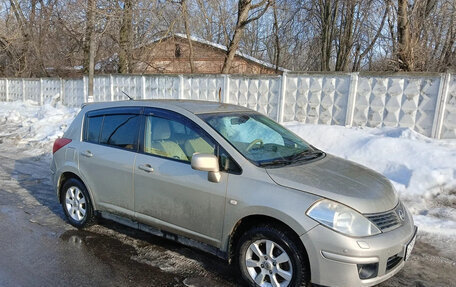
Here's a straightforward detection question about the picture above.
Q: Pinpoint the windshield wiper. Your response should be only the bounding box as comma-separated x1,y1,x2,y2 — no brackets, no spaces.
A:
288,150,325,163
258,151,325,167
258,158,292,167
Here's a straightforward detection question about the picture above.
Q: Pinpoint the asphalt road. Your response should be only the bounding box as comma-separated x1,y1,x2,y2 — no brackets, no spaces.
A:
0,144,454,287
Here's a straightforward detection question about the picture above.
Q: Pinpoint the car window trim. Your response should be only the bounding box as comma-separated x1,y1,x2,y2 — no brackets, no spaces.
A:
82,107,143,153
86,107,142,117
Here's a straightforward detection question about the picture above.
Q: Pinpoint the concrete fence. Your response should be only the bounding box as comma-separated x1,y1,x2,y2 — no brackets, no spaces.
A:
0,73,455,139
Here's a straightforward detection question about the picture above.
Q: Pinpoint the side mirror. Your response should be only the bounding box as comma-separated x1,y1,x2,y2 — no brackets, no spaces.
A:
191,153,221,183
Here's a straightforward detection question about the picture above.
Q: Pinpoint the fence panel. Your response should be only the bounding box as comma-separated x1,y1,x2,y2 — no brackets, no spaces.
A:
23,79,41,103
229,76,281,119
0,79,6,101
353,75,440,137
143,76,179,99
7,79,22,101
63,79,85,107
93,76,111,102
441,75,456,139
41,78,62,104
283,74,350,125
182,76,224,101
111,75,143,100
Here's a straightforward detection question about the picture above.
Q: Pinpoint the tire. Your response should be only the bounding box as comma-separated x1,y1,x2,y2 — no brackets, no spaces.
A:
60,178,95,228
236,225,310,287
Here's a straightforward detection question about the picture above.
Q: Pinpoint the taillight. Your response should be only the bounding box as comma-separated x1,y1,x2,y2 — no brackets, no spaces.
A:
53,138,72,154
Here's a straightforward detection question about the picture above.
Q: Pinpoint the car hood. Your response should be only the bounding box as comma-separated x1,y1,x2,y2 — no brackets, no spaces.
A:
265,154,398,214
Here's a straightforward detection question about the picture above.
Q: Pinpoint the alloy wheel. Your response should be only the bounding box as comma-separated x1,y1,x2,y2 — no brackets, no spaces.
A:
65,186,87,222
245,239,293,287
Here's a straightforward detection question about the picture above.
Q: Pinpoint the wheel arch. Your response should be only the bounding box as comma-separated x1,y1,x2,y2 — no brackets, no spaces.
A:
227,214,311,280
57,171,97,210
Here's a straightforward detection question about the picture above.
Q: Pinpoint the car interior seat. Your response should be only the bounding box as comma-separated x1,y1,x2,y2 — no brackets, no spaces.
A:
145,117,188,161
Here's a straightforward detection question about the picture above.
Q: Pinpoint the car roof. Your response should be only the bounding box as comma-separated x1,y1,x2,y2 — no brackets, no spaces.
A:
83,99,252,115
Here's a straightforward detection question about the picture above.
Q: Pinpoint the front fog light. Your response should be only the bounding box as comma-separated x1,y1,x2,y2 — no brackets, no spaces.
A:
357,263,378,279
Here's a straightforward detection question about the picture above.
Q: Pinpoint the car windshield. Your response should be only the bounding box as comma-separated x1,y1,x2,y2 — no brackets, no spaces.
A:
200,112,324,167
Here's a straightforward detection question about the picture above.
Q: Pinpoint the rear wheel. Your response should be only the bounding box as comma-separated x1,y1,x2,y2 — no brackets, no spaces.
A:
60,178,95,228
236,225,309,287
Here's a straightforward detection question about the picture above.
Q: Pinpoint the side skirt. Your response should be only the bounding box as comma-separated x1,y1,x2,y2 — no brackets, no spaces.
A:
98,211,228,260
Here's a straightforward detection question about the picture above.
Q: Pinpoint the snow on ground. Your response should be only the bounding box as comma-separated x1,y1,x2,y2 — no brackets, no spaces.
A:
0,101,79,156
0,101,455,239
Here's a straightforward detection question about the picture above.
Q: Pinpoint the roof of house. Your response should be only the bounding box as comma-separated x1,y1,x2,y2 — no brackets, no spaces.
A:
147,33,288,72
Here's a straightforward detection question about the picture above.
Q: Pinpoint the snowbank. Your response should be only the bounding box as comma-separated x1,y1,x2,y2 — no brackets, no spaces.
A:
0,101,454,237
0,101,79,154
285,123,456,237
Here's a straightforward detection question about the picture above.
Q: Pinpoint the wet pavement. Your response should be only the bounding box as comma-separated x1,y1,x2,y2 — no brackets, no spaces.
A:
0,144,454,287
0,146,235,287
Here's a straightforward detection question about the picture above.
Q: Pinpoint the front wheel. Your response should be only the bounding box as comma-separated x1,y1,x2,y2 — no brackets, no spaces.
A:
236,225,309,287
60,178,95,228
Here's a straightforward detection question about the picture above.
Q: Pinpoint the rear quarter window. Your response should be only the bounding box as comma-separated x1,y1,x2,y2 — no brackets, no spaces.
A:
99,114,140,150
84,116,103,143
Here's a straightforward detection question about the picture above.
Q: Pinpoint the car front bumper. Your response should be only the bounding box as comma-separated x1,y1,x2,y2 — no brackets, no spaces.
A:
300,213,416,287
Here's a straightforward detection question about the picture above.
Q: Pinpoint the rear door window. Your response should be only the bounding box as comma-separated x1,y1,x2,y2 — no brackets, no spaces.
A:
85,116,103,143
100,114,140,150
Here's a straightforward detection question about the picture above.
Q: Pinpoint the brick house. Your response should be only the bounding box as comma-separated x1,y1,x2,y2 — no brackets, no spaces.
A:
132,34,284,75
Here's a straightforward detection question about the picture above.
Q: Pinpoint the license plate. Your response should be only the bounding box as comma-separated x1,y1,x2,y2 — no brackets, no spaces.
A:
404,227,417,261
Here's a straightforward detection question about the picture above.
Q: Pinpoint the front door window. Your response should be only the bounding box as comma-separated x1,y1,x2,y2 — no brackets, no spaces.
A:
144,115,215,162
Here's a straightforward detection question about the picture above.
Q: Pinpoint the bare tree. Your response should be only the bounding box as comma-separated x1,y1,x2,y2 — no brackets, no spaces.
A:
352,2,388,71
8,0,49,76
221,0,270,73
334,0,355,71
317,0,339,71
397,0,412,70
181,0,195,73
439,3,455,70
119,0,134,73
84,0,97,97
272,0,280,73
0,0,454,76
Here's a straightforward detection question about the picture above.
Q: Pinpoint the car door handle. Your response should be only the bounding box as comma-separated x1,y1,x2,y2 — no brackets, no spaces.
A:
80,150,93,158
138,164,154,173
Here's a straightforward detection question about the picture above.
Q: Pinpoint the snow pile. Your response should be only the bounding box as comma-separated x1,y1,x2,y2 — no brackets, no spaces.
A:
0,101,79,153
285,123,456,236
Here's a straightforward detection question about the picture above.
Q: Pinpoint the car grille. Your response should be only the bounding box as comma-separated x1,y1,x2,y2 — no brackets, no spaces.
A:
365,204,403,232
386,254,403,272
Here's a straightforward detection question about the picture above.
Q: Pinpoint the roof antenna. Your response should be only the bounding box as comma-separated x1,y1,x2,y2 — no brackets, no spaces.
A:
121,91,134,100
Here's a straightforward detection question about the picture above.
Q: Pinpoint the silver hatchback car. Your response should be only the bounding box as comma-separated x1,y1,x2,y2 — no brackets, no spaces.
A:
51,100,417,287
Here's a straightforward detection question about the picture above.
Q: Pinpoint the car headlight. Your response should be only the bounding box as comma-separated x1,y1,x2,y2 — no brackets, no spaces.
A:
306,199,381,237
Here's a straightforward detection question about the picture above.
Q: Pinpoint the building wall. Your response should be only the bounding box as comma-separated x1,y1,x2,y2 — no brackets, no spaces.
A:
132,37,277,75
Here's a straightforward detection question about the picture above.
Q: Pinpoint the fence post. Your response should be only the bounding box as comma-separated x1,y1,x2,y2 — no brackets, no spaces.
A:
60,78,64,104
5,78,9,102
22,79,26,102
223,74,230,103
83,76,88,103
345,72,359,126
141,75,146,99
110,74,115,101
39,78,43,105
178,75,184,99
277,72,287,123
432,73,451,139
